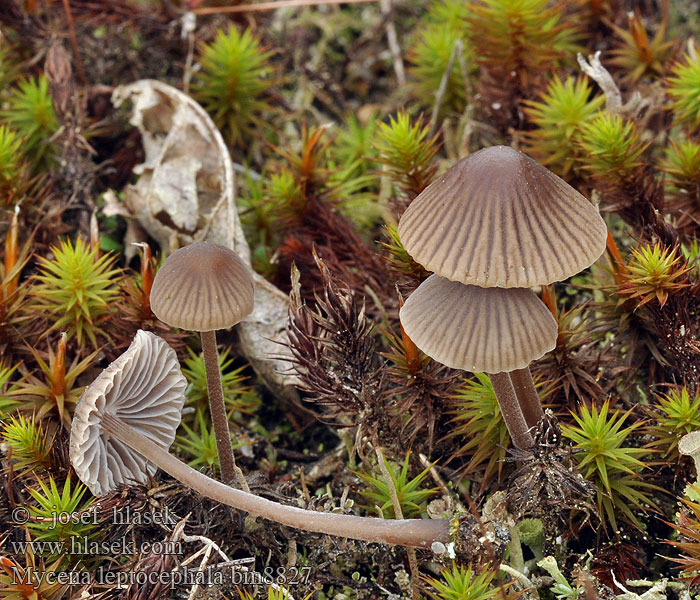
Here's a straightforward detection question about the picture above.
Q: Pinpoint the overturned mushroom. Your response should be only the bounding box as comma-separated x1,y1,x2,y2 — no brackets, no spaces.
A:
150,241,254,487
70,330,450,549
70,330,187,496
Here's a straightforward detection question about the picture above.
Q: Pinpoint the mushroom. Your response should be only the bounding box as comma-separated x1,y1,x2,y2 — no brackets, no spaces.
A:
397,146,607,441
70,330,450,549
150,241,254,487
397,145,607,289
399,275,557,449
70,329,187,496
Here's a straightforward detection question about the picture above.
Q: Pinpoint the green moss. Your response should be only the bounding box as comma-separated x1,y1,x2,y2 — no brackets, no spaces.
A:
195,27,274,147
1,75,58,168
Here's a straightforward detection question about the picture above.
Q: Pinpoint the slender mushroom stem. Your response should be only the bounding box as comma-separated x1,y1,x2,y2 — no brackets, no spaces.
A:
509,367,543,430
488,373,534,450
100,413,450,549
200,330,246,489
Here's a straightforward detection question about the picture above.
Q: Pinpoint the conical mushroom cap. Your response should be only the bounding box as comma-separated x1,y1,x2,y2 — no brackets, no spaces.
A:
70,330,186,496
150,242,255,331
397,145,607,288
399,275,557,373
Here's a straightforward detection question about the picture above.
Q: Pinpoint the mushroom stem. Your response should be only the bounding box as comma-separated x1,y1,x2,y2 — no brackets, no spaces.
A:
100,413,450,549
488,373,534,450
509,368,543,430
200,330,244,488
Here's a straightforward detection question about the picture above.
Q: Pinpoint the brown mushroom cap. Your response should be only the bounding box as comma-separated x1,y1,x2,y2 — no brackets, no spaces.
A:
150,242,254,331
399,274,557,373
397,145,607,288
70,330,186,496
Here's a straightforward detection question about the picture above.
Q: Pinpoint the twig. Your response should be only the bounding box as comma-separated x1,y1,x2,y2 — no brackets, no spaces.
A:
287,539,297,569
499,564,537,597
61,0,86,86
233,163,262,181
577,51,622,113
379,0,405,85
181,12,197,94
577,50,649,120
194,0,377,14
180,534,230,565
374,441,420,600
612,574,670,600
363,284,389,331
180,532,231,600
457,37,471,100
429,39,461,135
417,453,446,489
456,104,474,158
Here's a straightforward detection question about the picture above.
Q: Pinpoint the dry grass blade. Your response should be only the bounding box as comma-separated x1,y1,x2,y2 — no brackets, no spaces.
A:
194,0,378,14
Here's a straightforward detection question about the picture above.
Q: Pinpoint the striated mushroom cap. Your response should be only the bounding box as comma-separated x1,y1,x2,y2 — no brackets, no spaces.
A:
150,242,255,332
397,145,607,288
70,330,186,496
399,275,557,373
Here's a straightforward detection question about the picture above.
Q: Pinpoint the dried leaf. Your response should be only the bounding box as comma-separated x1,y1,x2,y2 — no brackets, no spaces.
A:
111,79,298,396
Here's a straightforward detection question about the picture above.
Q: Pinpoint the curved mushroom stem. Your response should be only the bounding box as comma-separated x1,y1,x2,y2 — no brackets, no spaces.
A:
509,367,543,430
100,413,450,549
488,373,534,450
200,330,247,490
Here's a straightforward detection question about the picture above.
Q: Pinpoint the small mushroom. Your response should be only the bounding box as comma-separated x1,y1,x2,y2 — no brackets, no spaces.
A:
70,330,187,496
398,146,608,441
150,241,254,487
397,145,607,289
70,330,450,549
399,275,557,449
